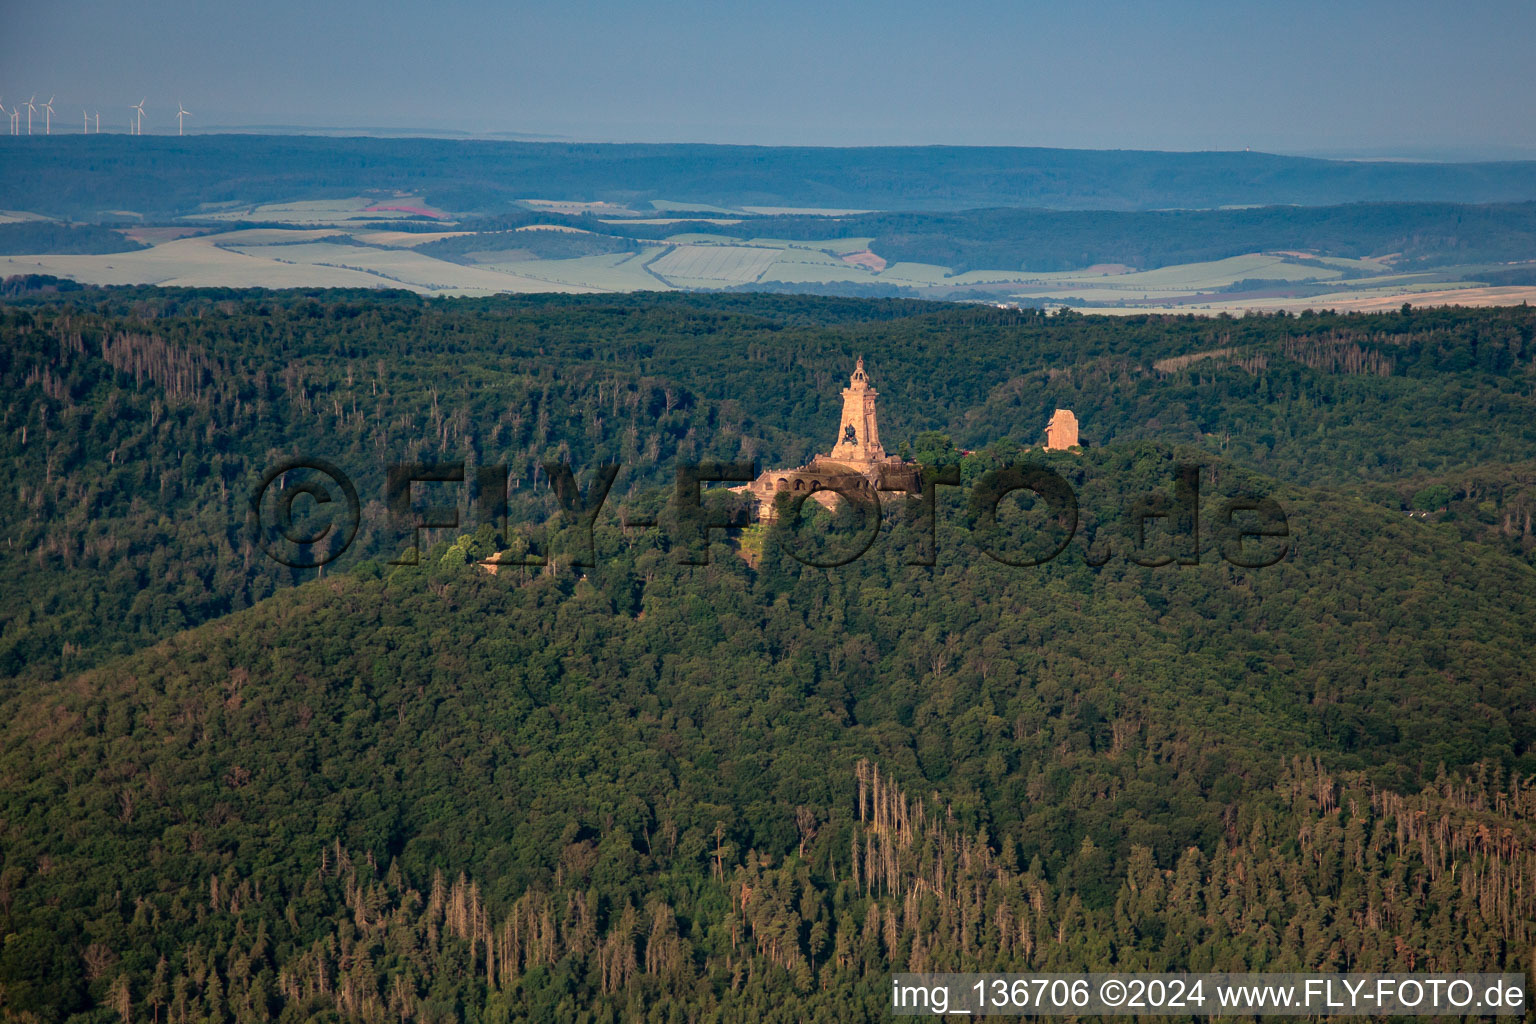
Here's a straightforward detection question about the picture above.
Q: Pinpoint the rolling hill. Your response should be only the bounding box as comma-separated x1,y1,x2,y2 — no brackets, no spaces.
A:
1,290,1534,1021
5,136,1536,220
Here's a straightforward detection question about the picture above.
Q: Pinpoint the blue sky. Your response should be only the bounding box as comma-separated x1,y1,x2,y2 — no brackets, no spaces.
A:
4,0,1534,157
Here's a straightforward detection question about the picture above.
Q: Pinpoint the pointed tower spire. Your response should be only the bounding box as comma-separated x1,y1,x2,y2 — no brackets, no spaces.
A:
830,357,884,464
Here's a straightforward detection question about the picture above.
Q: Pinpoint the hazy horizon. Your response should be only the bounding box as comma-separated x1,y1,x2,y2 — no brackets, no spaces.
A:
3,0,1534,161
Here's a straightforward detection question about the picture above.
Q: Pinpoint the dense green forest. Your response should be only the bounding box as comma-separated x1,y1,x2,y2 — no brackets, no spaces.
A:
6,136,1536,220
0,224,144,258
1,290,1534,1022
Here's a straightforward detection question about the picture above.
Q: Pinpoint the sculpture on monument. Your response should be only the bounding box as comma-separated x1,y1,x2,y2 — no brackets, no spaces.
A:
740,359,1081,522
743,357,918,520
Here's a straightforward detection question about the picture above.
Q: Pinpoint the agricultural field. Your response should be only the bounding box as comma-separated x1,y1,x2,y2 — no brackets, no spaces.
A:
351,229,477,246
1050,253,1342,289
1097,282,1536,315
740,205,874,215
217,241,596,294
599,217,745,226
0,235,399,289
197,194,449,225
6,201,1536,309
478,248,676,291
519,198,639,217
748,236,876,254
646,243,783,286
642,199,875,216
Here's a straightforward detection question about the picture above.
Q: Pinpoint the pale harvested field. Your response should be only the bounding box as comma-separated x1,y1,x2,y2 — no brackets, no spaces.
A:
480,249,674,291
743,237,874,254
769,249,856,268
120,226,209,244
755,248,881,285
3,233,598,294
757,262,877,286
648,244,781,284
352,230,477,247
647,199,742,215
15,220,1536,312
879,262,956,285
0,237,415,290
198,196,445,226
600,218,745,226
741,206,873,216
513,225,593,234
1019,286,1212,303
222,242,600,293
1004,253,1343,290
1079,286,1536,316
521,199,637,216
1074,254,1341,290
1257,285,1536,313
945,268,1055,286
841,251,890,271
659,232,742,245
209,228,343,245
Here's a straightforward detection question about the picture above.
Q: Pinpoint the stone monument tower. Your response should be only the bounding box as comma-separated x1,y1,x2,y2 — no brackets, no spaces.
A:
1045,408,1079,450
828,356,885,465
740,356,917,520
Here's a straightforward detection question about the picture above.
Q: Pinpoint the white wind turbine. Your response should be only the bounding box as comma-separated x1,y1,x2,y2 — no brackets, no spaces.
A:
95,111,100,134
25,96,36,135
83,108,88,133
176,102,190,136
0,101,7,137
42,96,54,135
132,99,145,135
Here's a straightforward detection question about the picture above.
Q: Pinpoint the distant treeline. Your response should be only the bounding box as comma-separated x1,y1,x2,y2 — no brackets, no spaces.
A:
0,221,144,256
691,202,1536,273
6,135,1536,219
448,202,1536,274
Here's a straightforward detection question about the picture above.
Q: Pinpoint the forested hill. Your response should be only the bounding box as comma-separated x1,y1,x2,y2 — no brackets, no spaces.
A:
3,289,1535,681
2,290,1535,1021
3,452,1535,1021
5,136,1536,218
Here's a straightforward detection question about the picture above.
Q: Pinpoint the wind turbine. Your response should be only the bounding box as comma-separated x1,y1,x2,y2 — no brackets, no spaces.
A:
95,111,100,134
176,102,190,136
132,99,145,135
25,96,36,135
0,101,7,136
83,108,88,133
42,96,54,135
